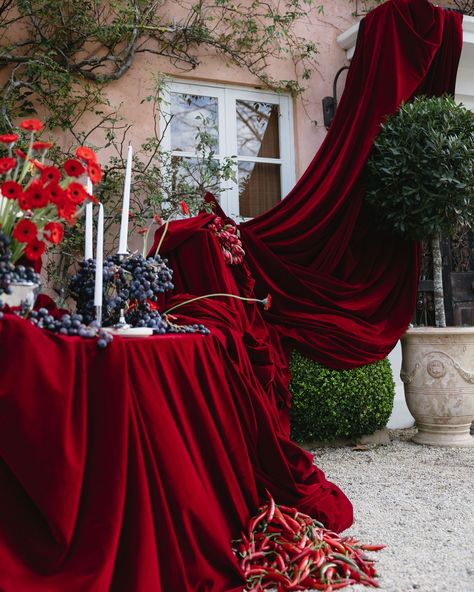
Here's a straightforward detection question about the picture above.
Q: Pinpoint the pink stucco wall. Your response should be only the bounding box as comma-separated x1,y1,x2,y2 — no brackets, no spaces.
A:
99,0,358,181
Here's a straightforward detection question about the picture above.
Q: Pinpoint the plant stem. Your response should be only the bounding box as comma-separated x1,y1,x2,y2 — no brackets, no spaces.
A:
432,234,446,328
164,293,267,315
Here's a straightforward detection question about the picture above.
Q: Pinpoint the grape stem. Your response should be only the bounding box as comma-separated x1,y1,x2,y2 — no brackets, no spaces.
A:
164,293,269,315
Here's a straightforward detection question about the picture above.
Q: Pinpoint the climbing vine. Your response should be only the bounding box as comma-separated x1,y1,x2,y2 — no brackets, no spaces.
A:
0,0,321,132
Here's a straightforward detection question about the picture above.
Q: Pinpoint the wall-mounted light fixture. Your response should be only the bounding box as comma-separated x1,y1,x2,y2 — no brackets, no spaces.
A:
321,66,350,130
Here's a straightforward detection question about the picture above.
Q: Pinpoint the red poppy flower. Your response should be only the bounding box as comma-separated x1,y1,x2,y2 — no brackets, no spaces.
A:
180,200,190,216
87,161,102,184
66,182,86,204
43,221,64,244
0,133,19,144
44,183,65,205
64,158,85,177
41,166,61,185
76,146,97,163
12,219,38,243
19,118,44,132
18,194,31,211
25,238,46,260
15,148,26,160
1,180,23,200
32,141,52,151
25,181,48,208
57,198,77,224
0,157,16,173
153,214,163,226
137,227,148,235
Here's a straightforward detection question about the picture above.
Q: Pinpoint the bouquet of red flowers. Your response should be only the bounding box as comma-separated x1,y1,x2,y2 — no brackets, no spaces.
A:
0,118,99,264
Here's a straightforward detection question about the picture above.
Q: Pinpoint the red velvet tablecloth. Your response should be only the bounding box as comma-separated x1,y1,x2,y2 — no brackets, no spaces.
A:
0,313,352,592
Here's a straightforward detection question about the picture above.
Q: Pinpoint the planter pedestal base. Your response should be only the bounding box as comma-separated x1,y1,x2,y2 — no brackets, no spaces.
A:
412,421,474,447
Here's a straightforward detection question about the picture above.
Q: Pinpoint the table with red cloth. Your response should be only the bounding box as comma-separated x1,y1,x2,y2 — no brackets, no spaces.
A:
0,226,353,591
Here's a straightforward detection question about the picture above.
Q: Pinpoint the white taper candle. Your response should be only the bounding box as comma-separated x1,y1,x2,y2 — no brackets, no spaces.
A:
84,177,94,260
94,203,104,307
117,143,133,254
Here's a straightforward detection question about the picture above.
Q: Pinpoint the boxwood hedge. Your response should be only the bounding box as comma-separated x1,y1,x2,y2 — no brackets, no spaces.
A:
289,350,395,443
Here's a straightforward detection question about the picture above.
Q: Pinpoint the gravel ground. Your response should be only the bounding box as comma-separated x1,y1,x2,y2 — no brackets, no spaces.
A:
309,429,474,592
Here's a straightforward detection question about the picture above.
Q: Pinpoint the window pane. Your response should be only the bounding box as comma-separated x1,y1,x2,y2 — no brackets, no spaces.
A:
238,162,281,217
171,155,219,196
171,93,219,153
236,100,280,158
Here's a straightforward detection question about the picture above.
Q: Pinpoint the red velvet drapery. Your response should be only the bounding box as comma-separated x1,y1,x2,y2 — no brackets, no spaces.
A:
0,311,352,592
237,0,463,369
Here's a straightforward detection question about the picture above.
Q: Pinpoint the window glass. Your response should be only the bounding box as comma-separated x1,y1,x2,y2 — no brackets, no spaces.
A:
238,162,281,218
236,100,280,158
171,93,219,153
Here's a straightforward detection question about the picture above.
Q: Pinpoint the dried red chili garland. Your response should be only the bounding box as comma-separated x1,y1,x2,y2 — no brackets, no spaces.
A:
232,493,384,591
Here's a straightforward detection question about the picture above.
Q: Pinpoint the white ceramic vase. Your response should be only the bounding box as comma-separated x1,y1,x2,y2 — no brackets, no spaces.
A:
1,281,40,311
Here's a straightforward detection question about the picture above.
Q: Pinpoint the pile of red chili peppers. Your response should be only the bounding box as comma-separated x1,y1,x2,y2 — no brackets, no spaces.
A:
233,493,384,591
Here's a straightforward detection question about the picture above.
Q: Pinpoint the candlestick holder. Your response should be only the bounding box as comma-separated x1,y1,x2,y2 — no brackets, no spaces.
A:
113,309,130,330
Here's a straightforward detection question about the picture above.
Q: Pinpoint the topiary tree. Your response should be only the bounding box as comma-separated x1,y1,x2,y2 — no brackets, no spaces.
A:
365,95,474,327
289,350,395,443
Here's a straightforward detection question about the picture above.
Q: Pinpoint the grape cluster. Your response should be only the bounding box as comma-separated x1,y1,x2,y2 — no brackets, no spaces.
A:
70,253,210,335
28,308,113,349
0,231,40,301
207,217,245,265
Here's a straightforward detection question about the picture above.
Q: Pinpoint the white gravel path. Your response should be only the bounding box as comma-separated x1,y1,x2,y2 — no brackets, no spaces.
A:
309,429,474,592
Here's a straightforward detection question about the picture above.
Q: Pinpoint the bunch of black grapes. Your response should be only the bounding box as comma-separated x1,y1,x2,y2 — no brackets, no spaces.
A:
70,253,209,335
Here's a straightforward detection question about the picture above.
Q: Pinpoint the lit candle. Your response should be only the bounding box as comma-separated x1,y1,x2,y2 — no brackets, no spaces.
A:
117,143,133,254
84,177,93,260
94,203,104,308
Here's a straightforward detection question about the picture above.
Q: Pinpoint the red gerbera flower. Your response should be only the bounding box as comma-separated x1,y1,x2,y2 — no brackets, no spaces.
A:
43,221,64,244
76,146,97,163
30,158,45,171
85,189,98,205
0,157,16,173
57,198,77,224
19,118,44,132
18,194,31,211
1,180,23,200
64,158,85,178
25,180,48,209
45,184,65,205
32,141,53,151
180,200,190,216
12,219,38,243
41,166,61,185
66,182,86,204
87,161,102,184
0,133,19,144
25,238,46,260
263,293,272,311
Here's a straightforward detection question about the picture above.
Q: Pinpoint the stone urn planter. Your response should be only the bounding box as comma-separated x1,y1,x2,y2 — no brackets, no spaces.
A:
400,327,474,447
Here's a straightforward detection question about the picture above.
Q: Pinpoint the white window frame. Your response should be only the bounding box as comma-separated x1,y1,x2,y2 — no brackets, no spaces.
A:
161,80,295,220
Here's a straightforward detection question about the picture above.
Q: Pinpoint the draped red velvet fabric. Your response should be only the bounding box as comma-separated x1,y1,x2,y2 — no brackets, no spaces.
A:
237,0,463,369
0,313,352,592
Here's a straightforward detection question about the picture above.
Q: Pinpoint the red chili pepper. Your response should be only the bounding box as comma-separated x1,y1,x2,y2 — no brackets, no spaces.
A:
359,544,386,551
265,490,276,523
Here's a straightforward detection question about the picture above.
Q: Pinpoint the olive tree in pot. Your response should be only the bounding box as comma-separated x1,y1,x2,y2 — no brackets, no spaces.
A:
366,95,474,446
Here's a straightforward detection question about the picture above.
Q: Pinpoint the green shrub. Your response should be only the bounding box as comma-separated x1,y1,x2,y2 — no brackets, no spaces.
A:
289,350,395,443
